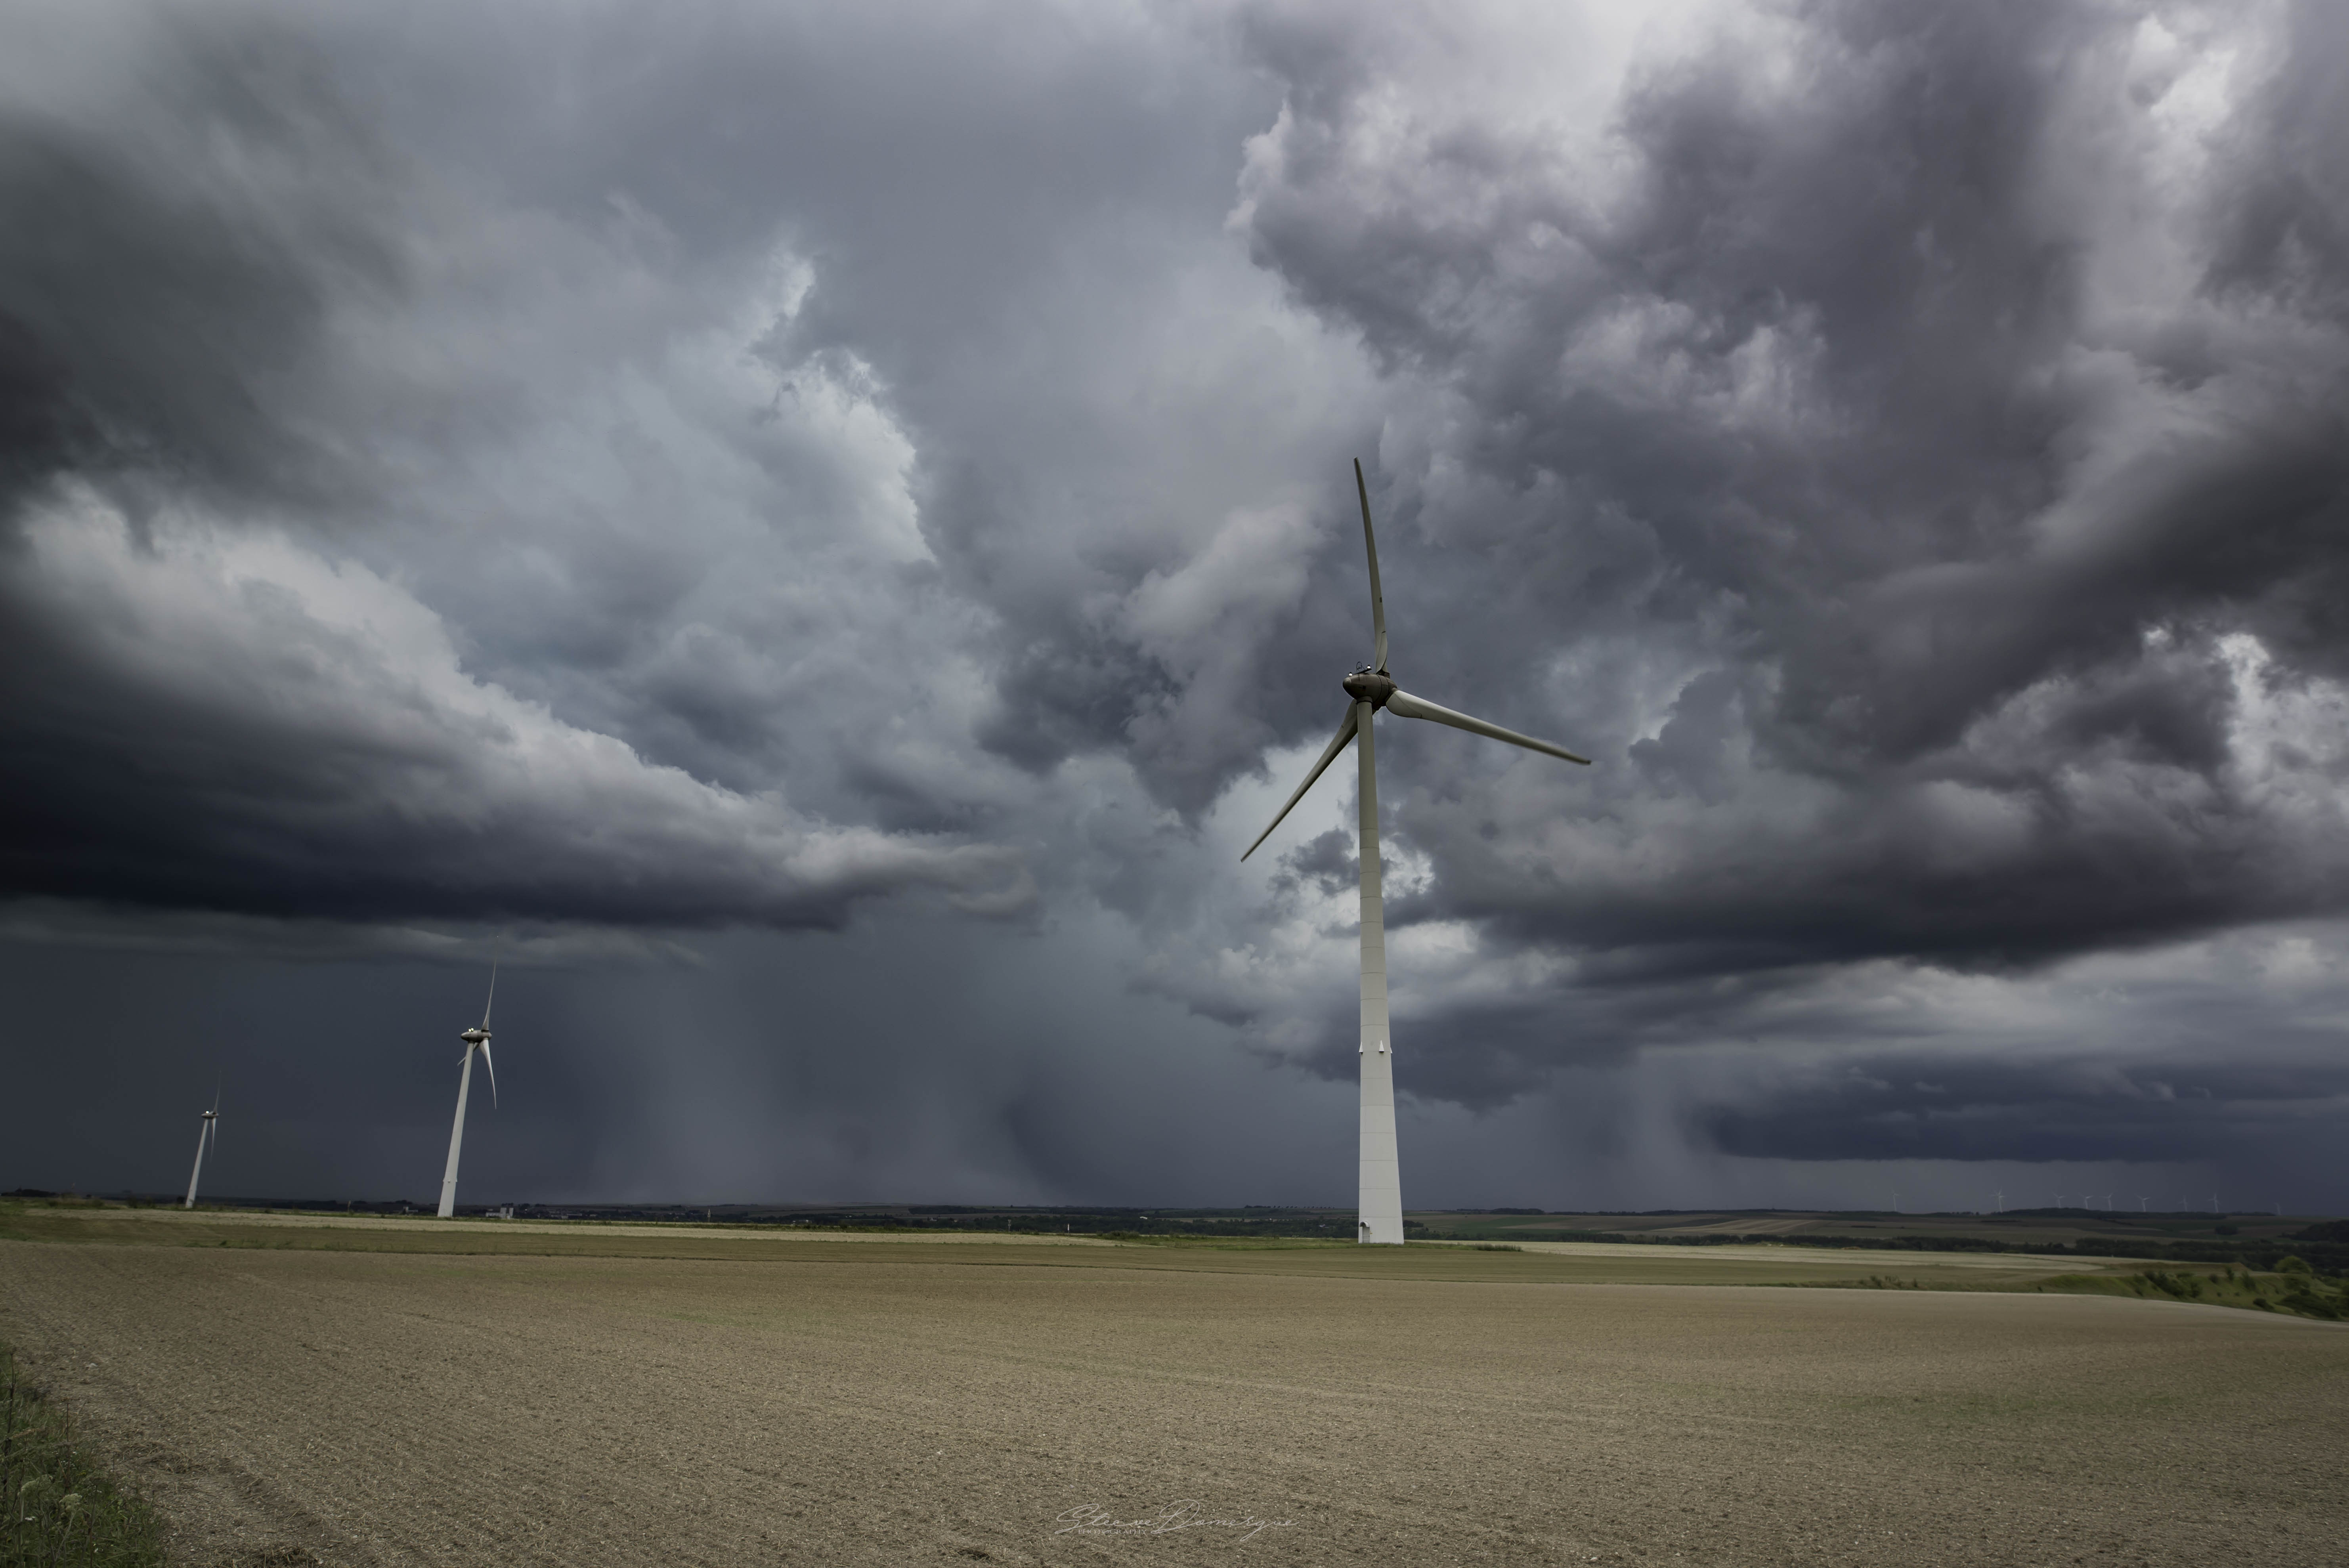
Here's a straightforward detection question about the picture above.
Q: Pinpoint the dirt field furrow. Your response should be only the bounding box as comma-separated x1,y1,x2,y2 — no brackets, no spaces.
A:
3,1236,2345,1566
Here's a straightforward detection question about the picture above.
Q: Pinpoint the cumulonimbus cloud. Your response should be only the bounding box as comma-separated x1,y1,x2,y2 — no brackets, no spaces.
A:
1223,2,2349,980
0,485,1031,929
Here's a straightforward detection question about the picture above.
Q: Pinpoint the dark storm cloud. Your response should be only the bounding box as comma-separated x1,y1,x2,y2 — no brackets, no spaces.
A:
0,19,400,514
0,498,1029,928
0,311,87,496
1697,1051,2349,1165
3,1,2344,1210
0,8,1034,934
1225,0,2349,996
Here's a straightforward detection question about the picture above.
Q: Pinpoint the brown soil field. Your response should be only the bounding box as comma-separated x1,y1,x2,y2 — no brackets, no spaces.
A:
3,1222,2345,1567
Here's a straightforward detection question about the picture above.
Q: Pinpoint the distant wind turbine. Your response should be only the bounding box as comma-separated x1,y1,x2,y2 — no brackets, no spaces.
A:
1242,460,1591,1244
436,964,501,1219
182,1091,219,1209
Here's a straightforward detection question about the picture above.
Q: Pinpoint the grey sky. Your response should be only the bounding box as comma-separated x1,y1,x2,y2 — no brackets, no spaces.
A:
4,1,2345,1212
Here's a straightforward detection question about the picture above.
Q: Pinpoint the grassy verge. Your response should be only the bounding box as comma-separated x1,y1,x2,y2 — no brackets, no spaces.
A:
1,1344,165,1568
1789,1264,2348,1321
2106,1263,2345,1319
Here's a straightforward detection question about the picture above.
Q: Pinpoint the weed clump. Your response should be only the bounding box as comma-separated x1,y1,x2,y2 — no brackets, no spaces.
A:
0,1344,166,1568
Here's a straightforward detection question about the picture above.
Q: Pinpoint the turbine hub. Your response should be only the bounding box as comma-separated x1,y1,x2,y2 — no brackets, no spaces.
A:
1341,667,1395,708
461,1027,491,1046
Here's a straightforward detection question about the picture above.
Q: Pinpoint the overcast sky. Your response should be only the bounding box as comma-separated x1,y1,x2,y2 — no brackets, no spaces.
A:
5,1,2346,1214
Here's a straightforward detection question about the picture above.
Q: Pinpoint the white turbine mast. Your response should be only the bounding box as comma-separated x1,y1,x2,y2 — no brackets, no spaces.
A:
183,1090,220,1209
437,963,501,1219
1242,460,1590,1245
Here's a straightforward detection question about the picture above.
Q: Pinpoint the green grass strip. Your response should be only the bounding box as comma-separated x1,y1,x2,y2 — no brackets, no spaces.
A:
0,1344,166,1568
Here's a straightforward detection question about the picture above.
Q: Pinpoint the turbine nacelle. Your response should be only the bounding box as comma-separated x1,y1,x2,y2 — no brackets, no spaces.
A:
1341,667,1396,707
461,1026,492,1047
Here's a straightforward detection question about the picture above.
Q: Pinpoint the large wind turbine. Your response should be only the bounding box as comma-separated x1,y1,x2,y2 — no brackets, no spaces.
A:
182,1091,219,1209
1243,460,1590,1244
436,964,500,1218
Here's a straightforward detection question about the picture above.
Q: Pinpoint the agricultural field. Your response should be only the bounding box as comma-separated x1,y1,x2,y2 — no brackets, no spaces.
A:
1417,1206,2324,1250
2,1203,2345,1566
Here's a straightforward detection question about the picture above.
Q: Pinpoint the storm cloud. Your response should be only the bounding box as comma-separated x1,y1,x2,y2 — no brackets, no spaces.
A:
2,2,2345,1209
1231,1,2349,962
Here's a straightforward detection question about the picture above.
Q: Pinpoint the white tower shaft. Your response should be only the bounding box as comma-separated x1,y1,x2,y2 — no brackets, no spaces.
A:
1357,701,1403,1245
439,1046,476,1218
183,1120,210,1209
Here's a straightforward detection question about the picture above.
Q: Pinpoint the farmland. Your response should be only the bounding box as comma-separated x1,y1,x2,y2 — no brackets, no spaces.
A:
4,1204,2346,1566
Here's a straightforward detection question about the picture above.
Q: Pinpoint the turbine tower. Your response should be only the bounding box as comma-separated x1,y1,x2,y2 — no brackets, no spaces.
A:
437,964,501,1218
1242,460,1590,1244
183,1091,219,1209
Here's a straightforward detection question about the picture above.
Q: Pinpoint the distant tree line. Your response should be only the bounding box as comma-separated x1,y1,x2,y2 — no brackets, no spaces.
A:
1434,1226,2348,1274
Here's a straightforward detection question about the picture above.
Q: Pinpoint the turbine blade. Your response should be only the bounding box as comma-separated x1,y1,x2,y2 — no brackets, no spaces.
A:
481,960,498,1030
1385,688,1592,764
1355,459,1387,672
481,1042,499,1108
1241,705,1360,861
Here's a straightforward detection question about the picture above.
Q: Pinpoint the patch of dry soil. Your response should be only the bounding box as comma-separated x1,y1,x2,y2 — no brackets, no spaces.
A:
3,1240,2343,1566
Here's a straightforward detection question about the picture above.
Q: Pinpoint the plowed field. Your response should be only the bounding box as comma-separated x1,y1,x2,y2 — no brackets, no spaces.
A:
3,1224,2344,1566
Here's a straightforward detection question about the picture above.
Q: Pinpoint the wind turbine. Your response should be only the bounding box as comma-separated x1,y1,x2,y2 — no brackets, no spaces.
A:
436,964,501,1219
1242,460,1591,1244
182,1091,219,1209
